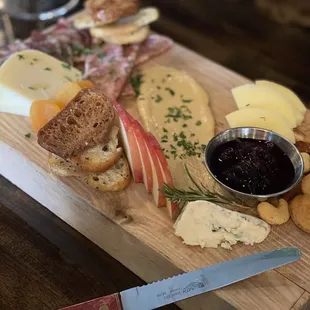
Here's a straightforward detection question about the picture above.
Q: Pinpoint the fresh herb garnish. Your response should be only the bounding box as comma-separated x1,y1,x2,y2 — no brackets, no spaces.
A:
163,165,243,210
17,54,25,60
64,76,73,82
130,74,143,97
165,88,175,96
62,63,71,70
24,133,31,138
196,121,202,126
154,95,163,103
98,52,105,59
165,106,192,122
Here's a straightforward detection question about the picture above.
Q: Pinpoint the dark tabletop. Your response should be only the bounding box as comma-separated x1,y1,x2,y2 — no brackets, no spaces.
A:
2,1,310,309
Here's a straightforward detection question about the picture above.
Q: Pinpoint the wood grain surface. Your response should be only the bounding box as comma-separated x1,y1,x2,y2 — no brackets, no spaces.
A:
1,42,310,309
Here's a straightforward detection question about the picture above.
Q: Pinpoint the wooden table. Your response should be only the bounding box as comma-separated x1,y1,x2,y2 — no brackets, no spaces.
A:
0,175,178,310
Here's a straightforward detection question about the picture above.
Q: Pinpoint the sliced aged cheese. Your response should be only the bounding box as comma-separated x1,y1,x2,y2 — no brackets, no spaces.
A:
174,201,270,249
256,80,306,125
226,107,296,143
232,84,297,128
0,50,82,116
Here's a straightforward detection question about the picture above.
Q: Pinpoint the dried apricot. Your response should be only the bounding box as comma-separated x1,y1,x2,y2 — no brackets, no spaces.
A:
30,100,60,133
55,82,82,105
77,80,95,89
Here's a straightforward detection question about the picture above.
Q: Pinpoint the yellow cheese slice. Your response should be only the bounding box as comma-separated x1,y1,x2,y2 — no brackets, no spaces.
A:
0,50,81,116
232,84,297,128
256,80,306,125
226,107,295,143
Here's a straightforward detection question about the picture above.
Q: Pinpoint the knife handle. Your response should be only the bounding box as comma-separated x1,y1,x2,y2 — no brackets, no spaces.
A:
58,293,123,310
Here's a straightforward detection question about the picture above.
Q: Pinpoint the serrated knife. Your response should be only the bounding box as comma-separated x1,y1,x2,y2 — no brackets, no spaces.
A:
60,247,301,310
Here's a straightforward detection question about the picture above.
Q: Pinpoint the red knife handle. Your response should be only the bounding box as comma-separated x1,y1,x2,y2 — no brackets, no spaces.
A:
58,293,123,310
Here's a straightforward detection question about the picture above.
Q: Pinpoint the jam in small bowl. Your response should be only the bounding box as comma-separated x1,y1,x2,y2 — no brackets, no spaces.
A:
204,127,303,200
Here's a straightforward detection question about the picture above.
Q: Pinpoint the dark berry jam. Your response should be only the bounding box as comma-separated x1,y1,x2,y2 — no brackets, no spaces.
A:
210,138,295,195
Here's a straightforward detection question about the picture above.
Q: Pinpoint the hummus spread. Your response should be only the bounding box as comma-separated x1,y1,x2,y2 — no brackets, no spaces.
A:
137,66,215,189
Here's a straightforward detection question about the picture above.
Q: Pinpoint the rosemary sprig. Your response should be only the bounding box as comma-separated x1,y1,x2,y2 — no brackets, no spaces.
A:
163,165,240,210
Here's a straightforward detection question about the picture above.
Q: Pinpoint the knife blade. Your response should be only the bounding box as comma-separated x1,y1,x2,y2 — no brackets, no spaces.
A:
60,247,301,310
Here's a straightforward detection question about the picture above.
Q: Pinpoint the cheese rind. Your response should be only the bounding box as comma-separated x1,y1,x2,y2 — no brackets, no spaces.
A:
174,201,270,249
0,50,81,116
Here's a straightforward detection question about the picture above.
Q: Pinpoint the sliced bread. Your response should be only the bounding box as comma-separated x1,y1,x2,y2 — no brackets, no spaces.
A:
48,154,87,177
85,0,139,24
38,88,115,159
72,125,122,172
84,156,131,191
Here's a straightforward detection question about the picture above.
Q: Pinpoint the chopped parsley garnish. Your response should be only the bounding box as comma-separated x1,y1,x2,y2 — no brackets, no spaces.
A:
165,88,175,96
64,76,73,82
130,74,143,97
44,67,52,71
196,120,202,126
165,106,192,122
62,63,71,70
154,95,163,103
24,133,31,138
17,54,25,60
98,52,105,59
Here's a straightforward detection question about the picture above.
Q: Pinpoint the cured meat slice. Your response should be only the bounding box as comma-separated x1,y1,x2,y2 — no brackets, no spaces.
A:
83,43,140,100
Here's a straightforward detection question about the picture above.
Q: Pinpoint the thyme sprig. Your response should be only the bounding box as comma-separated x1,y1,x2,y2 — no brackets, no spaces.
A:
163,165,240,210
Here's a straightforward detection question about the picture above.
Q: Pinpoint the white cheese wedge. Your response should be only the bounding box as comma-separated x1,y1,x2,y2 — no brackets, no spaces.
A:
226,107,296,143
232,84,297,128
0,49,82,116
174,201,270,250
256,80,306,125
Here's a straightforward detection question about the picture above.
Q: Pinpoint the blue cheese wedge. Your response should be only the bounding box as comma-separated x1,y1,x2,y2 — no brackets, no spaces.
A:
0,49,81,116
174,200,270,249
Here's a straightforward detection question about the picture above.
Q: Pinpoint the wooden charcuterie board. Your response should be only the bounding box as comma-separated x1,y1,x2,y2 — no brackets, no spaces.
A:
1,41,310,310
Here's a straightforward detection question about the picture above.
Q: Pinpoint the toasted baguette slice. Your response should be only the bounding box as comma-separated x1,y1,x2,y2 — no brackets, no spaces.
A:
92,25,149,45
85,0,139,25
84,156,131,191
38,89,115,159
89,7,159,36
72,125,122,172
48,154,87,177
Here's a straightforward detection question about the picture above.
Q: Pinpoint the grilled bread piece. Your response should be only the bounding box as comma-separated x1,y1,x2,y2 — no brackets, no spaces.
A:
38,88,115,159
72,125,122,172
84,156,131,191
49,154,131,192
85,0,139,25
91,25,149,44
49,125,122,175
89,7,159,36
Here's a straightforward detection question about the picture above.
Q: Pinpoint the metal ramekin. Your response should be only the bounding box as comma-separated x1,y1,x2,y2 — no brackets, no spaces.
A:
204,127,304,201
